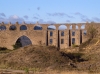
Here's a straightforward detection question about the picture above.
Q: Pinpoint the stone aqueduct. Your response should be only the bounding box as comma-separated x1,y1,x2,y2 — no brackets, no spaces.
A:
0,22,99,50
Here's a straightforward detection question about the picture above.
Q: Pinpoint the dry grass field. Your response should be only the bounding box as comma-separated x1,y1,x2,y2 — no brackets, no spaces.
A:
0,38,100,74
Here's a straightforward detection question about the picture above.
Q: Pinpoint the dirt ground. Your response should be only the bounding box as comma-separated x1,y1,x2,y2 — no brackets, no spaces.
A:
0,69,98,74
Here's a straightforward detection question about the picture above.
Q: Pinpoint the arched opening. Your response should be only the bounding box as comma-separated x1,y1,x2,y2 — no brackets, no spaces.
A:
0,25,6,30
9,25,16,30
47,25,56,30
58,25,67,30
34,26,42,30
50,31,53,36
72,38,75,44
70,25,72,29
14,35,32,49
20,25,27,30
83,30,87,35
61,31,64,36
72,31,75,36
49,39,53,44
76,25,78,29
61,39,64,44
81,24,85,29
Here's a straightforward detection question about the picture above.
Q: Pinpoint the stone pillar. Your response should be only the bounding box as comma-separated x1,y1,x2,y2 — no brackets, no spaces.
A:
48,30,57,46
42,24,48,46
66,24,71,29
65,24,71,47
47,24,59,47
77,24,82,45
72,24,76,30
77,24,81,30
55,24,60,48
75,29,81,45
59,29,69,49
15,22,20,31
6,22,11,31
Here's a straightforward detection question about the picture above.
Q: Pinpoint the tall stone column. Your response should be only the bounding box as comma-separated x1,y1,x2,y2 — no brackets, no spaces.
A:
55,24,60,48
15,22,20,31
65,24,71,47
42,24,48,46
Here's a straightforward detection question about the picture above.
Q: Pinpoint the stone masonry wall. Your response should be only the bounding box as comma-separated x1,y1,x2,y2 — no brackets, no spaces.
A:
0,22,99,50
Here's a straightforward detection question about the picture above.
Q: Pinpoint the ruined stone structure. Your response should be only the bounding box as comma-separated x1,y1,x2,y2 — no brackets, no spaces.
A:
0,21,99,50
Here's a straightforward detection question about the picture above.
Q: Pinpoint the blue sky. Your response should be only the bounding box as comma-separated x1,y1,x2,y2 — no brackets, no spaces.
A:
0,0,100,24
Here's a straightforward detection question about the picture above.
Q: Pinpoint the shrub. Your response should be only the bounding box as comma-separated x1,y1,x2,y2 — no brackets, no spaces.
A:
24,68,29,74
87,25,98,39
72,44,79,47
0,47,8,51
12,43,21,50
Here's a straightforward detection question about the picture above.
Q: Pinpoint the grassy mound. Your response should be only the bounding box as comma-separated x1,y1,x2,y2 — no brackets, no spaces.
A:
0,45,71,71
77,38,100,73
79,39,98,50
1,42,100,73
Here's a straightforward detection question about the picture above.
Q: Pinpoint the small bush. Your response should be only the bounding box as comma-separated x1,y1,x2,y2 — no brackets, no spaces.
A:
72,44,79,47
24,68,29,74
12,44,21,50
0,47,8,51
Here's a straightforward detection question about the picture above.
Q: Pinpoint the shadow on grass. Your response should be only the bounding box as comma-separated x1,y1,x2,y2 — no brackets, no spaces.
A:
61,52,88,63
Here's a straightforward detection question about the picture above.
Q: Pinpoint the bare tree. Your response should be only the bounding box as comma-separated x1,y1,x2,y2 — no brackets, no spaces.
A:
87,25,98,39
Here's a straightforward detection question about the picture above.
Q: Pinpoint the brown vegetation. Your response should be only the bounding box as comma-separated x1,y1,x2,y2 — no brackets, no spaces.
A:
0,45,72,71
0,42,100,74
77,38,100,73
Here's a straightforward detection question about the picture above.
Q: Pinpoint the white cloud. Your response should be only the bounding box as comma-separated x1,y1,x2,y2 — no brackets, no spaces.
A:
10,15,19,19
0,15,24,24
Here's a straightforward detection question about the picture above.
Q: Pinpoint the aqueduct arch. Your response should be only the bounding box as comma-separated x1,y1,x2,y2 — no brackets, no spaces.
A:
6,32,35,49
20,25,27,30
15,35,32,48
0,22,99,50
